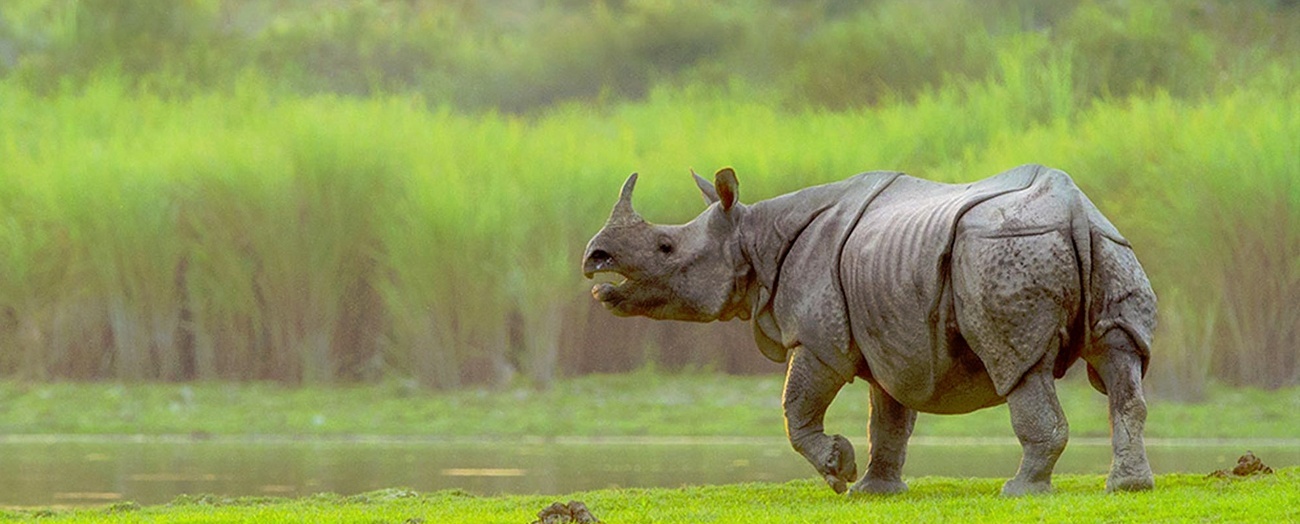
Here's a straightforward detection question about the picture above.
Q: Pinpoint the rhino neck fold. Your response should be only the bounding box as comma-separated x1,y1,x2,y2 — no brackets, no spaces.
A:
734,172,903,374
738,172,903,303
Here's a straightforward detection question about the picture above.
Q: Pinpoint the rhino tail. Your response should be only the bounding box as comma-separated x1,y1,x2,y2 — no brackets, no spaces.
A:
1071,205,1111,395
1045,177,1094,387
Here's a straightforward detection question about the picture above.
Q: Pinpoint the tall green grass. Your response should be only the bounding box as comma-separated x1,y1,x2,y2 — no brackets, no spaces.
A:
0,57,1297,396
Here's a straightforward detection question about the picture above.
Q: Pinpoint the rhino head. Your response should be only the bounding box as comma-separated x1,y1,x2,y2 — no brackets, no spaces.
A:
582,168,753,322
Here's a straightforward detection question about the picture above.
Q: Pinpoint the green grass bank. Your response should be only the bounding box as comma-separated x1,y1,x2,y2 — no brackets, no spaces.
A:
1,373,1296,439
3,470,1297,523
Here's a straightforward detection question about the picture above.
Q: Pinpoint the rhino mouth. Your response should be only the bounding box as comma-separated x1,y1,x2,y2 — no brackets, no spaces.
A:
588,269,631,307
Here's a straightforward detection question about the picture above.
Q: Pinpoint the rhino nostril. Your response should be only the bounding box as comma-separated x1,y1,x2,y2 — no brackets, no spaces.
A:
583,249,617,278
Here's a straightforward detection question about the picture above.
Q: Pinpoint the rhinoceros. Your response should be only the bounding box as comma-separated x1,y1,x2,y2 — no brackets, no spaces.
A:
581,164,1156,496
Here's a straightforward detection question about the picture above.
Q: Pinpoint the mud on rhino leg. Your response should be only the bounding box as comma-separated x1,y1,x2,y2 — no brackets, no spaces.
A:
850,384,916,495
1087,329,1155,493
783,346,856,494
1003,359,1069,496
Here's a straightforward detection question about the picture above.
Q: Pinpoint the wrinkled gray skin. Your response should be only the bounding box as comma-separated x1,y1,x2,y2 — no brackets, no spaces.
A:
582,165,1156,496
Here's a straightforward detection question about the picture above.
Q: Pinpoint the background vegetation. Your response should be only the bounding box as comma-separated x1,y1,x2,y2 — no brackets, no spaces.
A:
0,0,1297,399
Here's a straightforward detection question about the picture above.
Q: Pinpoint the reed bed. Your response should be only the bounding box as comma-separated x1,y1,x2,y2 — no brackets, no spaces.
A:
1,67,1296,398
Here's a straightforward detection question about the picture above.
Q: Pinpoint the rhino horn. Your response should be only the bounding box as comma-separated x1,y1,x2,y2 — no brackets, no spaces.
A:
607,172,644,227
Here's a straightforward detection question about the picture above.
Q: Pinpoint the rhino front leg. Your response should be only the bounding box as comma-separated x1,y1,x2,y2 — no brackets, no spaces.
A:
1003,359,1069,496
1088,329,1155,492
783,346,856,494
850,384,916,495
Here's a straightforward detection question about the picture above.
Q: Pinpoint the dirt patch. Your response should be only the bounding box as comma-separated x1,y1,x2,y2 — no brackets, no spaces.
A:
533,500,601,524
1208,451,1274,478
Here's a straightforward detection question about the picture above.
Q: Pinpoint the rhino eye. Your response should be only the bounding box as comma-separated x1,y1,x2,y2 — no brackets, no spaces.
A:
658,242,673,255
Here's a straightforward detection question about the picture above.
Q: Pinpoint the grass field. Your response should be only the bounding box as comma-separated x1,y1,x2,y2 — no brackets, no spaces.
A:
2,469,1296,523
1,372,1296,439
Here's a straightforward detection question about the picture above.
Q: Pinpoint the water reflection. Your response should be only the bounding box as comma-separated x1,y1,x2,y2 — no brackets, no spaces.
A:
0,437,1295,507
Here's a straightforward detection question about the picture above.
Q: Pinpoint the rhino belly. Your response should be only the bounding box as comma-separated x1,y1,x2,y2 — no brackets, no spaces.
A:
854,302,1008,414
907,328,1007,413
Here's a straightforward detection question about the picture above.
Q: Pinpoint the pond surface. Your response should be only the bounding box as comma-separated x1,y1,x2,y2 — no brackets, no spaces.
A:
1,436,1296,507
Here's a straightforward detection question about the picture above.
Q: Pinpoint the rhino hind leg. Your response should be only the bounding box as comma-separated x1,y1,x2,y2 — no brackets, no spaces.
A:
850,384,916,495
783,346,856,494
1002,357,1069,496
1086,328,1155,492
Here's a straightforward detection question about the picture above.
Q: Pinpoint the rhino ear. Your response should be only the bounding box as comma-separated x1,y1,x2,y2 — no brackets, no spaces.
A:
692,168,720,205
715,167,739,212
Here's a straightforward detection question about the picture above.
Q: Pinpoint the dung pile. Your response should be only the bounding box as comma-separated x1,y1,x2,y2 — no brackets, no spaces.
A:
1208,451,1274,478
532,500,601,524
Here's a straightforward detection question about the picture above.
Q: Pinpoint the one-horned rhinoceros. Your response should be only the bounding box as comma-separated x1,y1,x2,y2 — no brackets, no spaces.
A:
581,164,1156,496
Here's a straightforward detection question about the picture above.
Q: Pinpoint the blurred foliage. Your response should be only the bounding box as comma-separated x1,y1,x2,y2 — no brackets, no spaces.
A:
2,0,1298,109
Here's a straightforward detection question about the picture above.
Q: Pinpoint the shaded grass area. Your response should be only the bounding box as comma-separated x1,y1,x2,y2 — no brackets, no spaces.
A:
3,469,1297,523
0,373,1295,439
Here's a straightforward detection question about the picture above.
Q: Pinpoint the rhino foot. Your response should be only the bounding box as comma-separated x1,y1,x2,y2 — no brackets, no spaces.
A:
820,435,858,494
849,477,908,496
823,473,848,494
1001,478,1052,497
1106,472,1154,493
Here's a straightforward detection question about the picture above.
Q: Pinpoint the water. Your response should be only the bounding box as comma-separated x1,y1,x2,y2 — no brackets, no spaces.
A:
1,436,1295,507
